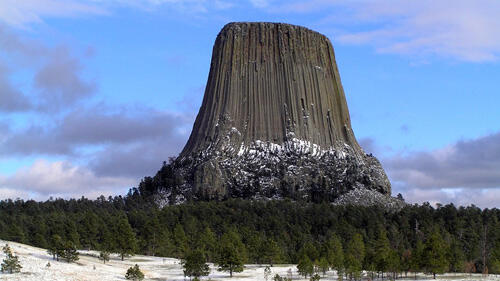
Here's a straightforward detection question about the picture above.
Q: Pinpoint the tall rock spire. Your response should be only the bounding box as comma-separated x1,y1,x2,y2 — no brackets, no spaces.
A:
152,22,392,205
181,22,361,157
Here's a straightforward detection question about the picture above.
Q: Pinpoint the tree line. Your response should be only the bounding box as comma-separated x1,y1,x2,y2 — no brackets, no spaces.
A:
1,194,500,278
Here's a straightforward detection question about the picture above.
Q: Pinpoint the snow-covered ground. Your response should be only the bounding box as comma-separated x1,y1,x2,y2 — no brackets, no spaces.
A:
1,240,500,281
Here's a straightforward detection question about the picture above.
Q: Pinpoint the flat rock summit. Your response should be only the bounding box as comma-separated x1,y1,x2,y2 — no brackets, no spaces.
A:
144,22,401,207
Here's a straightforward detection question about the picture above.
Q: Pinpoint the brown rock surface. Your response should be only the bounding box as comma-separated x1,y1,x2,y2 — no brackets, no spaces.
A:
150,22,392,205
181,22,360,157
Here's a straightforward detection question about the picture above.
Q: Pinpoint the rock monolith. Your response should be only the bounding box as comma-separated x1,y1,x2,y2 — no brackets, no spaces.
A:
148,22,395,205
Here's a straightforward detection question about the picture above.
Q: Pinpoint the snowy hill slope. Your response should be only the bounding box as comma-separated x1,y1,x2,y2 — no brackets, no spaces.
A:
1,240,499,281
0,240,302,281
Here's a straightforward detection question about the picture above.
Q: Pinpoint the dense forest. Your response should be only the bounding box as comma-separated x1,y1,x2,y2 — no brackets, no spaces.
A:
1,188,500,279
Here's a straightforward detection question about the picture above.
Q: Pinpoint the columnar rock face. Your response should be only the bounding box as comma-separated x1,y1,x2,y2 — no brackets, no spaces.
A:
152,22,392,205
181,22,360,156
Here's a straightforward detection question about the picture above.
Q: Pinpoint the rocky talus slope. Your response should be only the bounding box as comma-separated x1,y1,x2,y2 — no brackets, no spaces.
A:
148,22,400,207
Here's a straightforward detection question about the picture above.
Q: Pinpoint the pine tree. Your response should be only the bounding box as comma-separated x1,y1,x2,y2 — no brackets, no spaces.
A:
142,215,160,256
115,215,137,261
100,227,115,252
374,229,391,280
99,251,110,264
491,259,500,275
80,212,99,250
173,224,188,259
60,241,79,263
326,234,344,280
1,244,22,274
422,229,448,279
47,234,64,261
345,233,365,281
400,249,412,277
125,264,144,280
318,256,329,276
299,241,320,262
182,249,210,279
297,255,314,278
216,230,246,277
411,240,424,279
198,226,217,262
448,238,465,273
387,248,400,280
262,238,282,266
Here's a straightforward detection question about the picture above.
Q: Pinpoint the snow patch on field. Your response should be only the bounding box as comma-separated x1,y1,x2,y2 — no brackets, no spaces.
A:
1,240,499,281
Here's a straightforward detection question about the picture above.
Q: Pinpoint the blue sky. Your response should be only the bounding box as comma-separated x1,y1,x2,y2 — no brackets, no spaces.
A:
1,0,499,207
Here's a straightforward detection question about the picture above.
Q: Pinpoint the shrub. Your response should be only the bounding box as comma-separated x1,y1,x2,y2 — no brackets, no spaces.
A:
1,244,22,274
125,264,144,280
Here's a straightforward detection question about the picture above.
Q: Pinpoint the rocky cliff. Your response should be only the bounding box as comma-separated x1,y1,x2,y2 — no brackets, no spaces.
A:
148,22,395,205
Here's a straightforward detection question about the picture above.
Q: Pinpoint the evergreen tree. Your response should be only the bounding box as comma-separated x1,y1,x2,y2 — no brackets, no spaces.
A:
261,238,282,266
155,229,175,258
491,259,500,275
80,212,99,250
374,229,391,280
448,238,465,273
142,215,160,256
99,251,110,264
326,234,344,280
64,220,80,247
318,256,329,276
100,227,115,252
182,249,210,279
47,234,64,261
387,248,400,280
410,240,424,279
115,215,137,261
125,264,144,280
297,255,314,278
345,233,365,281
173,224,188,259
299,241,320,262
400,249,412,277
198,227,217,262
216,230,246,277
422,229,448,279
1,244,22,274
60,241,79,263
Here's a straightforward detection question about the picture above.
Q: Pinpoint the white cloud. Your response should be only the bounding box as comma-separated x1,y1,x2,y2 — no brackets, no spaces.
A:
274,0,500,62
0,188,30,200
394,185,500,209
0,0,242,28
0,0,106,28
338,0,500,61
0,159,135,199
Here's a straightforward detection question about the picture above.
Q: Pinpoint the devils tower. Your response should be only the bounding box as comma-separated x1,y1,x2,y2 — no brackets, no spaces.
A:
148,22,395,205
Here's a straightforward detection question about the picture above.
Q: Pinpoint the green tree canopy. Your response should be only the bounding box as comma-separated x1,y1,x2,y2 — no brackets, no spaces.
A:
115,215,137,261
423,229,449,279
297,255,314,278
345,233,365,281
1,244,22,274
182,249,210,278
216,230,246,277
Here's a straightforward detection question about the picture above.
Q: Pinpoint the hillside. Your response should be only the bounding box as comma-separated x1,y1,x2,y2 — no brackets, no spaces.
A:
2,240,499,281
